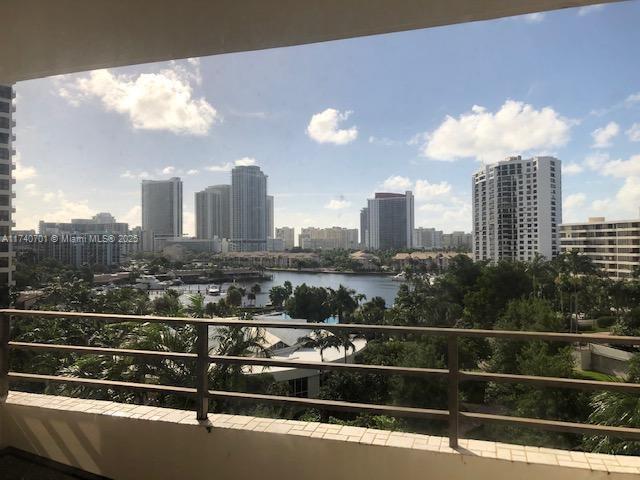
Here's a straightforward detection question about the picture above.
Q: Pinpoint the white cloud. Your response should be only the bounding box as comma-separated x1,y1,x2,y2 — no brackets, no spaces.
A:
564,193,587,210
562,162,584,175
416,198,471,232
161,166,175,175
522,13,545,23
234,157,256,167
591,121,619,148
306,108,358,145
577,4,606,15
36,190,94,223
584,152,610,171
599,154,640,178
183,211,195,237
368,136,402,146
421,100,572,163
562,192,590,223
325,199,351,210
120,205,141,227
415,179,452,198
14,156,37,180
23,183,39,196
205,163,232,172
186,169,199,175
382,175,412,191
625,92,640,107
626,123,640,142
121,170,150,179
58,61,218,135
205,157,258,172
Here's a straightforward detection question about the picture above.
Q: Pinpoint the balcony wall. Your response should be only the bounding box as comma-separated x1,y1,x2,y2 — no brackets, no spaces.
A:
2,391,640,479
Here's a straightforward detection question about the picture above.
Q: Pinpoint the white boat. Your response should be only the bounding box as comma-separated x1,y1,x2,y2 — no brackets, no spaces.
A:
207,285,221,296
134,275,168,290
391,272,407,282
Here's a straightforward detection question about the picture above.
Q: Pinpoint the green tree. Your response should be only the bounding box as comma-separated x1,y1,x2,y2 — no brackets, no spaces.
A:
226,285,243,307
285,284,331,322
269,281,293,308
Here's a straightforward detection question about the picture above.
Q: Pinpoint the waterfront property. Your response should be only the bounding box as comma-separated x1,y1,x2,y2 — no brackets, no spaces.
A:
473,156,561,262
2,1,636,479
141,177,183,252
392,251,471,272
363,192,415,250
561,217,640,279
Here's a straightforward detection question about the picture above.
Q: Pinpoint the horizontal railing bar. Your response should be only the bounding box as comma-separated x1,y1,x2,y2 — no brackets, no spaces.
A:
8,372,197,396
460,371,640,394
8,342,197,362
0,309,219,325
209,355,448,377
460,412,640,441
2,309,639,345
207,389,449,420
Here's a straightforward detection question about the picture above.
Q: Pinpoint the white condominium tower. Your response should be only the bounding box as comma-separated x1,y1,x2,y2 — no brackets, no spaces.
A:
231,165,268,251
141,177,183,251
0,85,15,294
195,184,231,240
472,156,561,262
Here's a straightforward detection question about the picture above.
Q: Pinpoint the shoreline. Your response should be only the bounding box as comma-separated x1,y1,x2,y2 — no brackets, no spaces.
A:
264,268,393,276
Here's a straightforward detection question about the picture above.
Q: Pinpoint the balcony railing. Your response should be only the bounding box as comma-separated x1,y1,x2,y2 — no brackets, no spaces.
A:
2,308,640,449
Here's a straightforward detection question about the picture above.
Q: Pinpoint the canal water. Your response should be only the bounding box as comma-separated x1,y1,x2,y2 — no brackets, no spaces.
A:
151,271,402,308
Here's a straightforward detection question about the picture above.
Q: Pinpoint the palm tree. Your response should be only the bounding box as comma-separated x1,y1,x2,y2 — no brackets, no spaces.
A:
327,285,364,323
583,355,640,455
186,293,205,318
297,329,357,363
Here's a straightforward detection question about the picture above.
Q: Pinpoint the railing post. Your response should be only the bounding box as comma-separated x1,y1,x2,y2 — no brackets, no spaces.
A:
0,313,10,403
447,335,459,448
195,322,209,420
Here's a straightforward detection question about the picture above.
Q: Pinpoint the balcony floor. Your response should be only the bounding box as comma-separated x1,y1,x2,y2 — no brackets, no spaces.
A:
2,391,640,479
0,448,108,480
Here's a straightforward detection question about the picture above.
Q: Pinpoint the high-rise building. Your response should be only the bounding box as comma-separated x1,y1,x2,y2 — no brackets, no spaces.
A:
364,192,414,250
0,85,15,296
473,156,561,262
39,215,128,235
442,231,472,251
561,217,640,279
141,177,183,251
298,227,359,250
231,165,268,251
360,208,369,247
266,195,274,239
414,228,443,250
37,215,130,267
275,226,295,250
195,185,231,240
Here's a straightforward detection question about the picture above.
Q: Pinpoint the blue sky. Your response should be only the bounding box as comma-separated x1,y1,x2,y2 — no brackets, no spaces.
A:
12,2,640,236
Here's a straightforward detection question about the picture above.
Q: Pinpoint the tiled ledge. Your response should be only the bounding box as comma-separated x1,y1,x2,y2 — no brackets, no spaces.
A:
4,391,640,475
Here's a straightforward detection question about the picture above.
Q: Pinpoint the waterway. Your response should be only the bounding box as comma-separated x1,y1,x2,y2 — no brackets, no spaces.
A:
150,271,402,308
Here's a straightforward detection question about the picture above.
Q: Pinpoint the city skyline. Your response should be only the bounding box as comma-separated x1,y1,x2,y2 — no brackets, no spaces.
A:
9,2,640,236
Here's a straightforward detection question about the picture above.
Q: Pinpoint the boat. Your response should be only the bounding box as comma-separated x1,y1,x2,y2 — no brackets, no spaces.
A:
134,275,169,290
207,285,221,296
391,272,407,282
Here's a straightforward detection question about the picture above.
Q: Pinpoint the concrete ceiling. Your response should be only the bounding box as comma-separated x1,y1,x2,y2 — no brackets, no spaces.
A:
0,0,624,83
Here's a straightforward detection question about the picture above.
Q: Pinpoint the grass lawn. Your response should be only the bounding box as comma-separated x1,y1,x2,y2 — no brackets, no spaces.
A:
574,369,621,382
